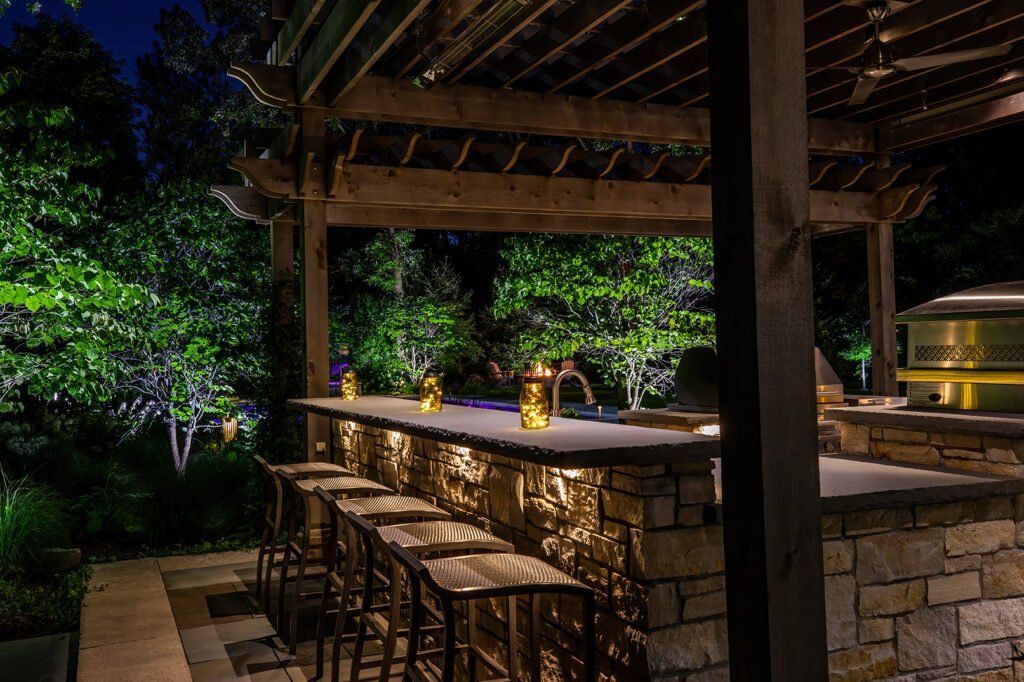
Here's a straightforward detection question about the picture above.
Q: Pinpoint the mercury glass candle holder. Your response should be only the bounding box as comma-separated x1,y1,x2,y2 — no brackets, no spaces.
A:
341,370,360,401
519,377,550,430
419,373,443,412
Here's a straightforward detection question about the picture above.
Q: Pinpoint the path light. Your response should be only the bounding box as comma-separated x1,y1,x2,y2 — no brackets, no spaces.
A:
419,372,443,412
341,370,360,401
520,377,550,430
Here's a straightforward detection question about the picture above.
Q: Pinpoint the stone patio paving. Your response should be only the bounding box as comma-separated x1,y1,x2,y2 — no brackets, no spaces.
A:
78,550,395,681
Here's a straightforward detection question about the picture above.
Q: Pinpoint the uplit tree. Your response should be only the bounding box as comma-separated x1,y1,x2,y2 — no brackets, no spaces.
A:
494,235,715,409
107,184,266,472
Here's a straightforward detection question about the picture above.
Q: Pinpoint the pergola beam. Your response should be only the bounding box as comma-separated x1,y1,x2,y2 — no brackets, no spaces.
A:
275,0,326,66
228,63,876,154
227,158,888,224
211,185,868,239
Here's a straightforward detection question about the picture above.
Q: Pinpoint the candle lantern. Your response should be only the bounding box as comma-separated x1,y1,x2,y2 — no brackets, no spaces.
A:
341,370,360,401
519,377,550,430
221,416,238,443
419,373,443,412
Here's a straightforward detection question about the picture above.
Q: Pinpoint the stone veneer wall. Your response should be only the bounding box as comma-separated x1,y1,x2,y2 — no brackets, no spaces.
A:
840,423,1024,477
331,419,726,681
332,419,1024,681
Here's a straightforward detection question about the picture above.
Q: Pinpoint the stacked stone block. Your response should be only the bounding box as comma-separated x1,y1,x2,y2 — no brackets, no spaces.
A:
840,423,1024,477
333,419,1024,681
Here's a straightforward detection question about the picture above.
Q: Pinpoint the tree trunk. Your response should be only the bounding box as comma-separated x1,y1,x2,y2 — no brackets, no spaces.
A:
388,228,404,296
167,418,182,473
180,426,195,474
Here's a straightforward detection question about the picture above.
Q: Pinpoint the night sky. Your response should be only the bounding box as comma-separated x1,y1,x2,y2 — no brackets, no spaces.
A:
0,0,206,81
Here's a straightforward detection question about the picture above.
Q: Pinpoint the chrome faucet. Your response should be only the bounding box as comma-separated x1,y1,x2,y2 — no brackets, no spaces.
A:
552,369,597,416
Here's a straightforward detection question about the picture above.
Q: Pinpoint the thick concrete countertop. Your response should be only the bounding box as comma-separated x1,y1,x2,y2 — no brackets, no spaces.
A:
290,397,719,468
825,404,1024,438
712,454,1024,512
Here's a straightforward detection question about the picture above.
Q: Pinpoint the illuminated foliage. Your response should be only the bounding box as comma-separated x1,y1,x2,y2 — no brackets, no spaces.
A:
494,235,715,409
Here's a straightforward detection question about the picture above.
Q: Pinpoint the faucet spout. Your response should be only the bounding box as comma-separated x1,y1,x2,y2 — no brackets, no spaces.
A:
552,369,597,416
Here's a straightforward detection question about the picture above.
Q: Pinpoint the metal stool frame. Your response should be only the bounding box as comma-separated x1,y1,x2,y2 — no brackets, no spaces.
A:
253,456,353,612
388,544,597,682
276,474,393,654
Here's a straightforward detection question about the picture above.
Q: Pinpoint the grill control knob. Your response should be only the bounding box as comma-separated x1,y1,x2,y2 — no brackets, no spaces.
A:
928,393,943,403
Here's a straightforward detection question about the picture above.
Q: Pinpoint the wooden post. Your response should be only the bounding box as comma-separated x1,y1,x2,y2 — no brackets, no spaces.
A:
867,222,899,395
300,106,331,460
269,219,298,448
707,0,828,679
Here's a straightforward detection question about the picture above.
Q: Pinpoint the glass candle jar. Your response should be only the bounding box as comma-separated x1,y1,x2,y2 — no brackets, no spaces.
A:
341,370,360,401
419,373,443,412
519,377,550,430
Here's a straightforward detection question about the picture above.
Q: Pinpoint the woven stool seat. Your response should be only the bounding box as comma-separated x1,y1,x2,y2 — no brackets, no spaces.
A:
423,553,586,593
378,521,511,554
336,495,451,521
293,476,391,496
274,462,353,477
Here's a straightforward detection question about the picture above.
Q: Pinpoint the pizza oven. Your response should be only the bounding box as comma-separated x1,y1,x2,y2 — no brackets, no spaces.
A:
897,281,1024,413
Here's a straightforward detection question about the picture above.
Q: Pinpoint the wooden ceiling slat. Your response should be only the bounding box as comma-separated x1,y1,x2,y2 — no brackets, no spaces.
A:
580,9,708,100
447,0,561,83
488,0,632,88
325,0,431,106
880,85,1024,150
275,0,326,66
297,0,380,103
389,0,488,79
524,0,703,95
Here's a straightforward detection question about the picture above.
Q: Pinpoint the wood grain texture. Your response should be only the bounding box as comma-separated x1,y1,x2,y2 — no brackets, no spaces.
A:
707,0,828,677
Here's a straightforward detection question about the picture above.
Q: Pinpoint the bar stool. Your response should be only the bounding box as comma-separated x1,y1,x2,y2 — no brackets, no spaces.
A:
389,545,596,682
253,456,354,611
342,509,514,682
278,474,394,653
311,490,457,682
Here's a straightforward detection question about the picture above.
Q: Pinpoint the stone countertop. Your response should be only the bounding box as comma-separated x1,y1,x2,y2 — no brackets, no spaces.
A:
290,397,719,468
825,404,1024,438
711,454,1024,513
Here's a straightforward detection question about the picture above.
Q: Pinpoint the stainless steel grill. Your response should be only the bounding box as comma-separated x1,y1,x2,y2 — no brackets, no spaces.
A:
897,281,1024,413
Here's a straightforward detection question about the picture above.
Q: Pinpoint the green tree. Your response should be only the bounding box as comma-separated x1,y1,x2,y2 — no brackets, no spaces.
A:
840,328,872,391
0,69,150,411
333,231,480,391
0,15,140,189
106,184,267,472
494,235,715,409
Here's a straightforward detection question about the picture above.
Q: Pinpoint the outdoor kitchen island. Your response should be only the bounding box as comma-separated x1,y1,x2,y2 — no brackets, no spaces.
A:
290,397,1024,681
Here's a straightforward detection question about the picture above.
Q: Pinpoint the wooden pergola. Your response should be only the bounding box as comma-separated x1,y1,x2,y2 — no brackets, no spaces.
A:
213,1,1024,677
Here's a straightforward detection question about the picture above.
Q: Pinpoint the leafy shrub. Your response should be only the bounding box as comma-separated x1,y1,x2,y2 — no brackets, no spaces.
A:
0,469,69,575
0,565,92,641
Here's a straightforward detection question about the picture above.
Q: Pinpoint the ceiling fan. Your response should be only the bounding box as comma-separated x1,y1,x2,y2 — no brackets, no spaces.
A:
828,0,1013,106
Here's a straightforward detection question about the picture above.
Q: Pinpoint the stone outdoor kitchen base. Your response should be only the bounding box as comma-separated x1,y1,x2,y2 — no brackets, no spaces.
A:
329,414,1024,682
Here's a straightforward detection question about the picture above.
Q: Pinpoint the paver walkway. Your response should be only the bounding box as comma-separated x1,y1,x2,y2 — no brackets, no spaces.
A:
78,550,388,681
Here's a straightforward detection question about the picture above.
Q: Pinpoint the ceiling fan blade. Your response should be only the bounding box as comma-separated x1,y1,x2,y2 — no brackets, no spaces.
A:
807,66,862,73
893,45,1013,72
849,77,880,106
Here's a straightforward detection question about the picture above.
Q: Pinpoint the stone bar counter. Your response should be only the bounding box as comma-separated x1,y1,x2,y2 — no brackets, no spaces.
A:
292,397,1024,681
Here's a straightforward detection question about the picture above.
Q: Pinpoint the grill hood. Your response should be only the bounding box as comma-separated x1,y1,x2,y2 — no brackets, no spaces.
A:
896,281,1024,323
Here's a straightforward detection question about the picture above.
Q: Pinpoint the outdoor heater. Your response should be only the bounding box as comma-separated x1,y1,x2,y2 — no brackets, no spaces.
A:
897,281,1024,413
